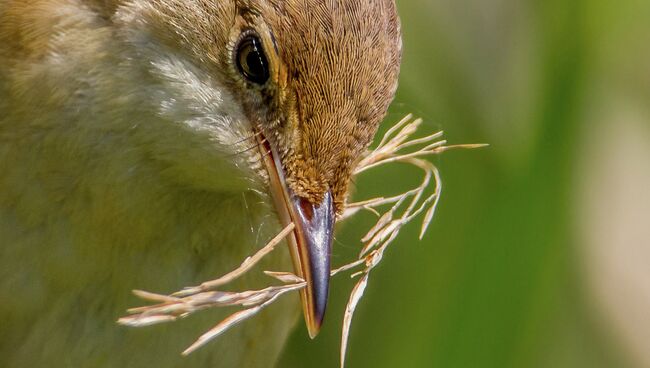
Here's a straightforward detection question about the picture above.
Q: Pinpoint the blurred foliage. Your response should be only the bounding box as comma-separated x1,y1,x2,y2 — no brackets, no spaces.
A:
279,0,649,367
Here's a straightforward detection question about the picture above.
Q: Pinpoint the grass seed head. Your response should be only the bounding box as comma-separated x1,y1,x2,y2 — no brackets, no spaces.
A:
118,115,484,367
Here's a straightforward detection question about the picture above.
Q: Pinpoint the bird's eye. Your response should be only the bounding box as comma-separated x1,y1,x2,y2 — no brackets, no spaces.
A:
235,35,269,85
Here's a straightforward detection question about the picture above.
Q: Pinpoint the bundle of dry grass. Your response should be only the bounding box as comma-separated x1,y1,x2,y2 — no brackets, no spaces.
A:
118,114,485,367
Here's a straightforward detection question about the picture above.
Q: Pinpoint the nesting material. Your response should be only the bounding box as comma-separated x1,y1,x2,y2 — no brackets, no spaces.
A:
118,114,484,367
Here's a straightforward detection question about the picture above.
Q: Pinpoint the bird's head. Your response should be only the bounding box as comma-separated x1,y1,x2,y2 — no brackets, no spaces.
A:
113,0,401,337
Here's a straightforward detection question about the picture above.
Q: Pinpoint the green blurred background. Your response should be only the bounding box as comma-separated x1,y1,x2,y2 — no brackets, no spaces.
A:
279,0,650,367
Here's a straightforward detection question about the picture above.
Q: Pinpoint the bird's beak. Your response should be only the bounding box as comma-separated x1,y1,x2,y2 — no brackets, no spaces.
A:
257,135,334,338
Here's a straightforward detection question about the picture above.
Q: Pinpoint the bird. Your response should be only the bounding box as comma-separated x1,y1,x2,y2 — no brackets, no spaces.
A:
0,0,401,367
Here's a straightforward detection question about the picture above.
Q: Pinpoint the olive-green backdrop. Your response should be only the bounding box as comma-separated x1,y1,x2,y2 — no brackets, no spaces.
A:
279,0,650,367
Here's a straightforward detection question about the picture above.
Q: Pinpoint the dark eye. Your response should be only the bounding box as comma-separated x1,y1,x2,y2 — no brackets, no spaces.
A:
235,34,269,85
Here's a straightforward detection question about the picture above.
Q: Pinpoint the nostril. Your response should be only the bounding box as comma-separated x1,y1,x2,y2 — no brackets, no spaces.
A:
297,198,314,221
292,191,333,226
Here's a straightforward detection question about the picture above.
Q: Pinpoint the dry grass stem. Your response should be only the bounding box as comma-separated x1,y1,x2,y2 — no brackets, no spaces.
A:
340,273,368,368
118,114,483,367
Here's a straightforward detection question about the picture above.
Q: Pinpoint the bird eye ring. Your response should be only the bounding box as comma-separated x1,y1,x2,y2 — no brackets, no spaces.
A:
235,33,270,85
